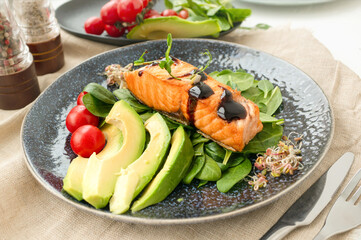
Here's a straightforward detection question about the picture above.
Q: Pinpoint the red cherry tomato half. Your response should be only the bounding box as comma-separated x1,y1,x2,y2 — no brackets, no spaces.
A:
66,105,99,133
70,125,106,158
178,9,189,19
77,91,88,105
144,9,160,19
105,24,125,37
100,1,120,25
117,0,144,23
84,17,105,35
161,9,178,17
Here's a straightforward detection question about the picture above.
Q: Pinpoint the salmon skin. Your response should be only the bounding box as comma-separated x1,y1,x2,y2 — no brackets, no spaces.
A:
110,58,263,152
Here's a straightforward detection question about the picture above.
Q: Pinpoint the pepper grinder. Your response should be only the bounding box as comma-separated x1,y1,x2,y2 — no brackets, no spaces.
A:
12,0,65,76
0,0,40,110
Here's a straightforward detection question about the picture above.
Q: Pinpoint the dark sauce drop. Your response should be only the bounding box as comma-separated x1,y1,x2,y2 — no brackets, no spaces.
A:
187,82,214,123
217,87,247,122
189,82,214,99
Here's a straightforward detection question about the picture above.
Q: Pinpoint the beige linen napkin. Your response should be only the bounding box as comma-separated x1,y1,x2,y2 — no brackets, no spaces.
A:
1,28,360,240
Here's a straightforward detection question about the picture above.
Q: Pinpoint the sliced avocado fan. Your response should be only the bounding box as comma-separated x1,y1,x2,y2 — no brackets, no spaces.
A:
62,123,123,201
109,113,171,214
82,101,146,209
131,126,194,212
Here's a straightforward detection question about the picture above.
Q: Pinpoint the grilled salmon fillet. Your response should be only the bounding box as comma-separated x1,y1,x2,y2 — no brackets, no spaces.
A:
119,58,263,152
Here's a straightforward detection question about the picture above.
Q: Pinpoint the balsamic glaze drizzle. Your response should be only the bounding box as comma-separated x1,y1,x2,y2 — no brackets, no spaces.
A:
187,82,214,124
217,87,247,122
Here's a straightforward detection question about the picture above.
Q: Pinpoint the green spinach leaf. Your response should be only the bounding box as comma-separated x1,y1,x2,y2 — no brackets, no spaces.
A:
259,112,284,124
198,180,208,187
83,83,116,104
191,132,210,146
242,122,283,154
258,79,274,98
83,93,113,118
226,154,246,168
263,87,282,116
113,89,151,113
216,158,252,193
196,154,222,181
209,70,254,91
205,141,225,162
183,143,206,184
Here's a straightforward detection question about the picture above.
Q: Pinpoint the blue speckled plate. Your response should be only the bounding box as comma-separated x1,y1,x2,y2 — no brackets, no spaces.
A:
21,39,333,225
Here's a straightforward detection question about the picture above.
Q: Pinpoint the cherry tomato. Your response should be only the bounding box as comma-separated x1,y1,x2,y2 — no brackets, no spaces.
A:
66,105,99,133
117,0,144,23
70,125,106,158
105,24,125,37
161,9,178,17
84,17,105,35
100,1,120,25
142,0,149,7
77,91,88,105
144,9,160,19
178,9,189,19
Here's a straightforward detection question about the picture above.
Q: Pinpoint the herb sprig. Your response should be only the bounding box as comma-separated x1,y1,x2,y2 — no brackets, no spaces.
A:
159,34,180,80
134,33,212,81
133,34,179,79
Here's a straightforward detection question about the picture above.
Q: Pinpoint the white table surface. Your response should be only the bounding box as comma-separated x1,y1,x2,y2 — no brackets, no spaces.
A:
53,0,361,78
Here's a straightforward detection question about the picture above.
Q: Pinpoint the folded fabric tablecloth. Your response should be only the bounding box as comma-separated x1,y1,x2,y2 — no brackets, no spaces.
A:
1,27,360,240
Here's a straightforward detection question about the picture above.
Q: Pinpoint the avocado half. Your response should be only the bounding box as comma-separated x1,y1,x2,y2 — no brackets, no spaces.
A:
62,123,123,201
109,113,171,214
127,16,222,40
131,126,194,212
82,100,146,209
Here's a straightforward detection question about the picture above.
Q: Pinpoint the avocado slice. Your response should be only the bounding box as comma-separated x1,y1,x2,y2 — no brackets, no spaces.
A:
109,113,171,214
131,126,194,212
62,156,88,201
127,16,221,40
82,101,146,209
62,124,123,201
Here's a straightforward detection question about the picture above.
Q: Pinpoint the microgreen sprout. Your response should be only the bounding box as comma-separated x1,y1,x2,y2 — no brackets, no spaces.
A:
248,132,303,190
248,173,268,191
134,50,148,65
198,49,212,73
133,34,213,82
189,49,213,83
132,33,180,80
158,33,180,80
